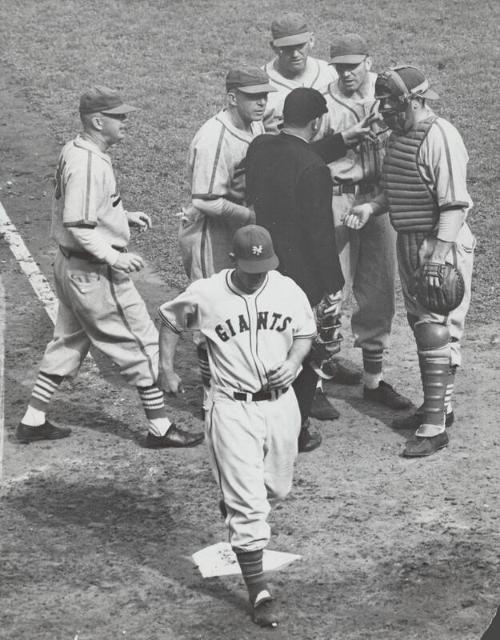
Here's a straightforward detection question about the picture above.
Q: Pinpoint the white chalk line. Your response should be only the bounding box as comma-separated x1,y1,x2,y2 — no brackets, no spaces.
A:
0,276,5,481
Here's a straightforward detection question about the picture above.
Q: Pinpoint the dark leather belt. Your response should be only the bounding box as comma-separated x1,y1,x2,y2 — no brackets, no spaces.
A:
332,181,376,196
59,245,127,262
233,387,288,402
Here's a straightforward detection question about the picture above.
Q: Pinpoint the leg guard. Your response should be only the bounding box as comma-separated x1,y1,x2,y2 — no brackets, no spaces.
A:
414,321,450,435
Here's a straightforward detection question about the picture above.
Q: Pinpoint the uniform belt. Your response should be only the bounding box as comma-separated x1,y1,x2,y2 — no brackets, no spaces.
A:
59,245,127,262
332,181,376,196
233,387,288,402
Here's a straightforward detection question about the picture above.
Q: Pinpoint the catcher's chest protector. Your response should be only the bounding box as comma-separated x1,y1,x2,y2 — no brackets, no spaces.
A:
383,116,439,232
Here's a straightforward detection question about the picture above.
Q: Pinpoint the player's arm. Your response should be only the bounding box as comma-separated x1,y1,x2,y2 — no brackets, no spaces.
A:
311,113,378,163
267,337,314,389
191,197,255,225
68,226,145,272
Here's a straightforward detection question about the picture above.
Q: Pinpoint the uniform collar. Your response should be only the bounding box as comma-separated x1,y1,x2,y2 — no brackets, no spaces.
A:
73,134,112,163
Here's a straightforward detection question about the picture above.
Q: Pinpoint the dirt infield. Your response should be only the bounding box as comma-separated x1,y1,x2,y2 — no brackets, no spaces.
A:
1,66,499,640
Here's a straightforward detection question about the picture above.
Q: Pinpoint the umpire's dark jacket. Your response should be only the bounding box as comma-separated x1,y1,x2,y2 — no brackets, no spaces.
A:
246,132,345,306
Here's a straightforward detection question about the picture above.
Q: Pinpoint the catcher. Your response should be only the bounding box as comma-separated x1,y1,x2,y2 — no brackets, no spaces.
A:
346,66,475,457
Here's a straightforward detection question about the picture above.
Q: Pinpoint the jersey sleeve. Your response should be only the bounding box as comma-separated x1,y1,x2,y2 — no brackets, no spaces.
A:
58,149,104,228
420,119,472,212
158,285,202,334
188,122,231,200
291,284,317,339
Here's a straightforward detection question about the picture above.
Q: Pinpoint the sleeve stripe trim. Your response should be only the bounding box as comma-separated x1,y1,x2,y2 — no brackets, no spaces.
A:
208,124,226,195
158,310,182,334
439,201,469,212
63,221,97,228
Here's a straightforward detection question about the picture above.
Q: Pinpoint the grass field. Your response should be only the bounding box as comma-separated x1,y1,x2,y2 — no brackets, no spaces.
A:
0,0,498,319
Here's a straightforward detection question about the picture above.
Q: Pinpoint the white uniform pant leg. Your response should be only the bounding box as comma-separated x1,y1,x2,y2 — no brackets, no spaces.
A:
397,224,475,367
205,390,300,552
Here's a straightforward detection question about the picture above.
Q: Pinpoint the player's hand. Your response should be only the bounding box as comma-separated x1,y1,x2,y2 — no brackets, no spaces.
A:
341,112,379,146
113,252,145,273
247,205,256,225
127,211,152,231
175,205,198,221
158,369,184,395
267,361,299,389
343,203,373,230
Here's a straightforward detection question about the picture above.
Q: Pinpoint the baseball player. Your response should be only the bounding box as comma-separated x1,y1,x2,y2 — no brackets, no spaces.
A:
318,34,411,411
16,86,203,449
262,12,337,133
346,66,475,457
178,66,276,414
158,225,317,628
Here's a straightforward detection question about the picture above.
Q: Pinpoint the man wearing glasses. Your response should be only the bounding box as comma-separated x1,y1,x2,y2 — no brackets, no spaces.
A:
318,34,411,412
262,12,337,134
16,86,204,450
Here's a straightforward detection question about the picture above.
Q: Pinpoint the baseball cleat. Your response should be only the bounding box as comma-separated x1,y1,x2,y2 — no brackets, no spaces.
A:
145,423,204,448
363,380,413,410
402,431,449,457
16,421,71,444
252,591,279,628
392,409,454,430
298,420,322,453
310,389,340,420
322,357,363,385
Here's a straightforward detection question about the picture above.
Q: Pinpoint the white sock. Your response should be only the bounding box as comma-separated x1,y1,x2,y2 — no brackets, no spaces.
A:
148,417,172,437
21,406,46,427
363,372,382,390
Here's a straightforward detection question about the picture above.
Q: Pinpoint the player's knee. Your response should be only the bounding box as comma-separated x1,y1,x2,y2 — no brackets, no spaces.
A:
414,321,450,351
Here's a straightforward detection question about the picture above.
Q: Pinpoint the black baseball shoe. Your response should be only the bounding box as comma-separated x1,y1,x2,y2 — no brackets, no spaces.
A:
16,421,71,444
402,431,449,457
392,407,455,430
323,357,363,385
298,420,322,453
252,591,280,628
145,424,204,449
310,388,340,420
363,381,413,410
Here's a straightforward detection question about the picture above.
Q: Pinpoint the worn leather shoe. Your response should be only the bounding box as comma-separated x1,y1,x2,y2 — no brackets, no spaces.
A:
392,408,455,430
402,431,449,457
363,381,412,410
252,591,280,628
16,421,71,444
322,357,363,385
145,423,204,448
298,421,322,453
310,388,340,420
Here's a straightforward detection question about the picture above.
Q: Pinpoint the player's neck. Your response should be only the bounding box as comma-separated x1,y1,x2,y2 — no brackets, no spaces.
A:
226,107,253,133
81,130,111,152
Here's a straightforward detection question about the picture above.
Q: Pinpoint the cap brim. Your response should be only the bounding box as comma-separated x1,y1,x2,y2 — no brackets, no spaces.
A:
236,83,278,94
236,255,279,273
420,88,439,100
101,103,138,114
330,54,367,64
272,32,312,47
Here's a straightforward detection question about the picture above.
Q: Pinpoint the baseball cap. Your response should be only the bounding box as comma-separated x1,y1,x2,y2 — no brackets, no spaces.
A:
79,85,138,115
225,67,277,94
375,66,440,101
283,87,327,126
271,12,312,47
231,225,279,273
330,34,369,64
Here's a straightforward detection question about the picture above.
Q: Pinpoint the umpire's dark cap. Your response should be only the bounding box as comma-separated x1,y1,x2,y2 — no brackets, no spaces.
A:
283,87,327,126
226,67,277,95
79,85,138,115
231,225,279,273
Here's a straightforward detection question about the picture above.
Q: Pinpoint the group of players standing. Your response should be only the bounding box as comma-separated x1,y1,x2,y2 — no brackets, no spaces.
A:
15,11,475,630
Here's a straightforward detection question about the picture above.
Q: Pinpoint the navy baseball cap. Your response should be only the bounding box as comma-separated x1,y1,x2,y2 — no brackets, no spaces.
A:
271,12,312,47
231,225,279,273
330,34,369,64
225,67,277,94
283,87,327,126
79,86,138,115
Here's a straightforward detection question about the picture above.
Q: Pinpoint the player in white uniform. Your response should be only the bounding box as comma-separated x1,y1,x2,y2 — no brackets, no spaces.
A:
318,34,411,410
346,66,475,456
158,226,316,628
16,86,203,449
262,12,337,133
179,67,277,413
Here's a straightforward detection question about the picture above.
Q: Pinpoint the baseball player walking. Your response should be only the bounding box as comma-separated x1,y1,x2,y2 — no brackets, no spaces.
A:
158,225,317,628
318,34,411,411
262,12,337,133
347,66,475,456
178,66,276,414
16,86,203,449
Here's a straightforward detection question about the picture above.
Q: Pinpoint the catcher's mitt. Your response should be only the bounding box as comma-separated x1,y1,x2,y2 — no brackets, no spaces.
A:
414,262,465,314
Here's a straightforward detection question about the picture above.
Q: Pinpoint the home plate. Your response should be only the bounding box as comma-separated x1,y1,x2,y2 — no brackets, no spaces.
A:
192,542,302,578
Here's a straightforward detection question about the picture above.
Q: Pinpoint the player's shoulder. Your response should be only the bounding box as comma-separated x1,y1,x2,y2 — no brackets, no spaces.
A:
267,270,308,296
427,115,466,149
59,135,110,168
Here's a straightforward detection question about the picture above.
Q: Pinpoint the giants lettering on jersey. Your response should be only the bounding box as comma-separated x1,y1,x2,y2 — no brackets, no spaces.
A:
215,311,292,342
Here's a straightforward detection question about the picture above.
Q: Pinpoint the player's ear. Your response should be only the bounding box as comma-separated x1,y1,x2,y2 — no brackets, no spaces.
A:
365,56,373,71
91,114,104,131
227,90,237,107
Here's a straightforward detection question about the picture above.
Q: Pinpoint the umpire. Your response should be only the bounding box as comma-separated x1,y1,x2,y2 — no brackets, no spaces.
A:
246,87,373,452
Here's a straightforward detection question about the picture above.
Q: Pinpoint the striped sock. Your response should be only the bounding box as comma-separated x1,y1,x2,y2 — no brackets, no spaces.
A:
26,372,63,413
138,385,171,436
236,549,268,605
362,349,383,389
